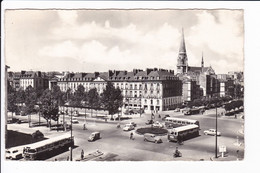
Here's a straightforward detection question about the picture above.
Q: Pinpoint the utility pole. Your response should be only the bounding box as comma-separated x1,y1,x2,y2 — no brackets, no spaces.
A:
70,106,73,161
215,106,218,158
139,98,142,117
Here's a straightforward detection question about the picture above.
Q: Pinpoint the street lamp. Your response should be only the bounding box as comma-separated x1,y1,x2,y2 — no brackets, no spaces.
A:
215,106,218,158
70,106,73,161
139,98,142,117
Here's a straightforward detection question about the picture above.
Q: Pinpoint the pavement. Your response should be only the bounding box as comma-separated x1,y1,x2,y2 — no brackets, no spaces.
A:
6,108,244,162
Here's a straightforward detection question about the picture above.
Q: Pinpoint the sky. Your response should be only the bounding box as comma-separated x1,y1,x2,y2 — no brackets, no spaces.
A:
4,9,244,74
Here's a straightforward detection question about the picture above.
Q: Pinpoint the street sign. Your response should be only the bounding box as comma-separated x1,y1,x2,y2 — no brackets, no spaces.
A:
219,145,227,158
219,145,226,153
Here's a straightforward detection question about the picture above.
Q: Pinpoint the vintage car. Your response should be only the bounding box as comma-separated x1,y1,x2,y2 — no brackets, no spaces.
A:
88,132,101,142
204,129,221,136
6,148,23,160
152,121,164,128
123,124,135,131
143,133,162,143
72,117,79,124
145,119,154,125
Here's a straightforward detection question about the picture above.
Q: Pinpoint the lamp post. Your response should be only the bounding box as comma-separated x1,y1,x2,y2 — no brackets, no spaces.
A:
215,106,218,158
70,106,73,161
139,98,142,117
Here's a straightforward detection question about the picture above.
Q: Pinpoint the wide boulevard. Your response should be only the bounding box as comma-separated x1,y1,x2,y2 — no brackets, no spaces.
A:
7,107,244,161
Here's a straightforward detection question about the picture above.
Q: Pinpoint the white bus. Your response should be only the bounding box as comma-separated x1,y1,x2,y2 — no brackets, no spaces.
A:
165,117,200,128
23,133,74,160
168,124,200,142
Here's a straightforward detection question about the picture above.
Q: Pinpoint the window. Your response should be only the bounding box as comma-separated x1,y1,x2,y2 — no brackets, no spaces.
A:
151,100,153,104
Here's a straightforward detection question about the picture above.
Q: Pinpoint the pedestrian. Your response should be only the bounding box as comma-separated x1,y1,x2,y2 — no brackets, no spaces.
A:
55,158,57,161
83,123,86,130
81,149,84,160
130,132,133,140
158,114,161,118
67,156,69,161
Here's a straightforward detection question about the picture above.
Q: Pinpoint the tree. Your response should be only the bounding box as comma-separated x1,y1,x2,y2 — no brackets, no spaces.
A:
16,88,25,106
101,82,123,119
35,86,44,99
51,85,64,106
40,89,59,127
70,85,86,107
7,92,18,119
24,86,37,115
23,86,38,127
87,88,100,117
62,88,72,104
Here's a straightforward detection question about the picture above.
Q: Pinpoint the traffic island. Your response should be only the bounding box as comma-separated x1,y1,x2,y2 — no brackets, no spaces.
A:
136,127,168,135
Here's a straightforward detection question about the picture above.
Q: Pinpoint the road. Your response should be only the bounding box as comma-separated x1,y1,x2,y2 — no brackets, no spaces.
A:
6,108,244,161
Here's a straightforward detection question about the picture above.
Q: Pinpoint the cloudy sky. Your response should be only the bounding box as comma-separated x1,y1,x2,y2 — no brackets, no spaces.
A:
5,9,243,74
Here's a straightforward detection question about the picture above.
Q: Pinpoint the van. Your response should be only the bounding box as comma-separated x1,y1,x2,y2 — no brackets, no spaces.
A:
88,132,101,142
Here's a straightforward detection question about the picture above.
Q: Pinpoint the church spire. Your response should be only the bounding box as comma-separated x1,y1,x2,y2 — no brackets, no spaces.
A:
179,28,186,54
201,52,204,68
177,28,188,74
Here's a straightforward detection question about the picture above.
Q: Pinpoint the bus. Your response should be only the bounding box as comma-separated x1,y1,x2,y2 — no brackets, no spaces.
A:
168,124,200,142
165,117,200,128
23,133,74,160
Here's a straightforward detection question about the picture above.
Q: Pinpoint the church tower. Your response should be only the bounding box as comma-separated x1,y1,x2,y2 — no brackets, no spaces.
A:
177,28,188,74
201,52,204,68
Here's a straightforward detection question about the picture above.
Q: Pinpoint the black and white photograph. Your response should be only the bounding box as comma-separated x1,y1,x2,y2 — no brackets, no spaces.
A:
3,8,245,161
2,1,260,173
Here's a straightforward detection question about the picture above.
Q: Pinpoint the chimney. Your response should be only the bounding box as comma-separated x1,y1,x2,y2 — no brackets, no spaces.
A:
38,71,42,77
94,72,99,77
146,68,153,75
108,70,114,77
133,69,138,75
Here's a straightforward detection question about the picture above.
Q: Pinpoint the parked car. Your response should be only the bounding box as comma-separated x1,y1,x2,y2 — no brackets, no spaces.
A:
174,108,180,112
124,109,134,115
152,121,164,128
72,117,79,124
128,121,137,127
7,118,21,124
50,124,71,131
73,111,79,117
123,124,135,131
143,133,162,143
88,132,101,142
145,119,154,125
204,129,221,136
162,115,170,121
5,148,23,160
32,130,44,139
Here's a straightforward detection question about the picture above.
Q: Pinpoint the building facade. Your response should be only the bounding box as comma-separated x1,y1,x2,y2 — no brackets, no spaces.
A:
176,29,219,98
57,68,183,112
8,71,49,91
182,77,202,102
